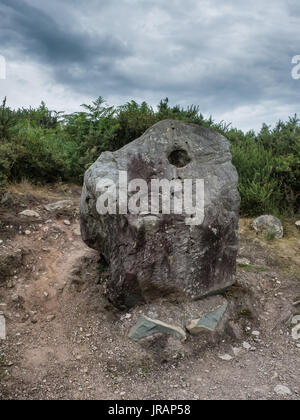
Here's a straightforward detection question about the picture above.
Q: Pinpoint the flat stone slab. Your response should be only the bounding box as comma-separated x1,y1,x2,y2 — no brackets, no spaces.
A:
129,315,186,341
0,315,6,340
186,303,228,334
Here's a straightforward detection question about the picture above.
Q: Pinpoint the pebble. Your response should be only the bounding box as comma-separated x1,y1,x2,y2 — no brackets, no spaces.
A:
11,294,19,302
218,354,233,361
19,210,40,218
274,385,292,396
237,258,251,265
64,220,71,226
232,347,242,356
46,315,56,322
25,230,31,235
242,342,251,350
252,331,260,337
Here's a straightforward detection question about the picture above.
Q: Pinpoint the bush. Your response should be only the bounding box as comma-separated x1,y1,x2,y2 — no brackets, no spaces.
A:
231,137,284,216
0,96,299,216
0,142,16,191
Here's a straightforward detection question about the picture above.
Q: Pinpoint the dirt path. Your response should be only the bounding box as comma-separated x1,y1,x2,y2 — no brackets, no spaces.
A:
0,186,299,400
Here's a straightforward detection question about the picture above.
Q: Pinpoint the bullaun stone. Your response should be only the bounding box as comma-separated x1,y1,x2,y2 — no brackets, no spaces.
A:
80,120,240,309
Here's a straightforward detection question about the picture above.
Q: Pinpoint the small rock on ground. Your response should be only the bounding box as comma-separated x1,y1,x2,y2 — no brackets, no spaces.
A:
44,200,73,212
237,258,251,265
218,354,233,361
243,342,251,350
274,385,292,396
19,210,40,218
252,215,283,239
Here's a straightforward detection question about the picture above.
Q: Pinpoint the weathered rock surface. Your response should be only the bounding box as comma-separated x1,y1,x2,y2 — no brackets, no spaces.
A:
252,215,283,239
81,120,240,308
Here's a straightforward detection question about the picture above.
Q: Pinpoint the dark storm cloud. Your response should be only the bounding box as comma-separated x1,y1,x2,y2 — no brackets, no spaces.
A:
0,0,299,129
0,0,129,61
0,0,131,90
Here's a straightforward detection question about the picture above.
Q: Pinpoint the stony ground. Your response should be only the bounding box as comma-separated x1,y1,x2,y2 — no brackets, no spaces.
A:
0,183,299,400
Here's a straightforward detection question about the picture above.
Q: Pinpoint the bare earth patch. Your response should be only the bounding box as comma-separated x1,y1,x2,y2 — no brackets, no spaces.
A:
0,186,299,400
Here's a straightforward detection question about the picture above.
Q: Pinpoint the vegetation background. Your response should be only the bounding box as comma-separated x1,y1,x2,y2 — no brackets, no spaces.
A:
0,96,299,217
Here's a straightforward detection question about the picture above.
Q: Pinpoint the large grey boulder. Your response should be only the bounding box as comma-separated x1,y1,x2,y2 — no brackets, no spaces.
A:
80,120,240,309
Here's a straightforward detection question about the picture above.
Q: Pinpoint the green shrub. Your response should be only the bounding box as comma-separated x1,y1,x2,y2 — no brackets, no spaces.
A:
0,141,16,191
0,96,299,217
231,138,284,216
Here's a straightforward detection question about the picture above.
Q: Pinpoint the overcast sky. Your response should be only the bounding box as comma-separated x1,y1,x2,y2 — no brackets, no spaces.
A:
0,0,299,131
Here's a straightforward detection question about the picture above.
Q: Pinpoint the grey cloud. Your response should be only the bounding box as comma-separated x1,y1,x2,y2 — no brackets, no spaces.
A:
0,0,130,72
0,0,299,130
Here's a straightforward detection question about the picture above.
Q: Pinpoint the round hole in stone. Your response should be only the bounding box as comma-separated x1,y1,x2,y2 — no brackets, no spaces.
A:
168,149,191,168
